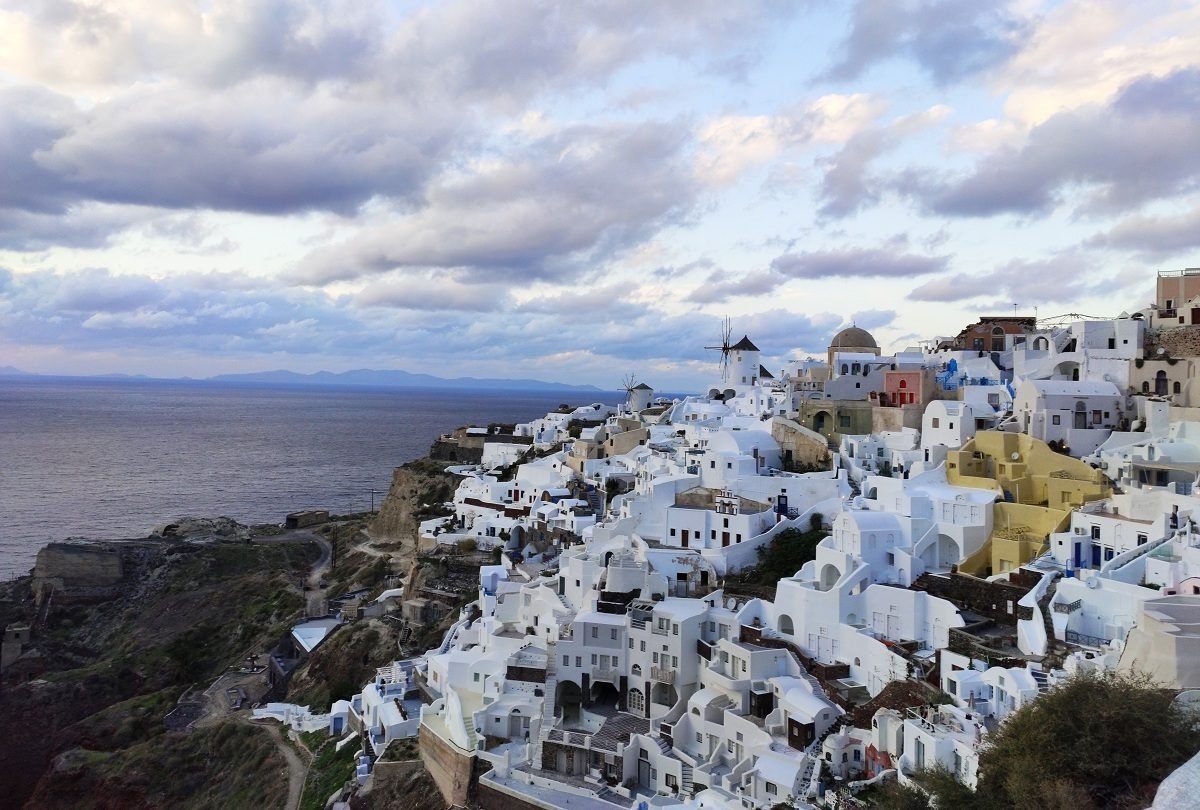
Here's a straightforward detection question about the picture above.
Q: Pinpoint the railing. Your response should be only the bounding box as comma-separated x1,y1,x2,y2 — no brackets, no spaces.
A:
1066,630,1110,647
652,624,669,636
651,666,676,683
1053,599,1082,614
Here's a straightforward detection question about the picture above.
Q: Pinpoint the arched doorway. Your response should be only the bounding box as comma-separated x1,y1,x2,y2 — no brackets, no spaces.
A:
819,563,840,591
779,614,794,635
814,411,832,433
628,687,645,716
1156,370,1169,396
556,681,583,724
590,681,619,710
1074,401,1087,429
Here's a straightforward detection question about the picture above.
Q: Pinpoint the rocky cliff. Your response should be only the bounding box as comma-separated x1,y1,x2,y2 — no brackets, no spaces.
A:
368,459,457,558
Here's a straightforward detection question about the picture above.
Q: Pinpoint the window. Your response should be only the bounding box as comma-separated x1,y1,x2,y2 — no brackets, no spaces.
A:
592,654,598,664
666,774,677,789
765,783,777,795
672,624,679,635
563,655,569,666
932,418,940,428
474,672,479,682
575,656,582,667
640,640,646,652
1137,533,1148,546
611,628,618,640
1052,414,1061,425
696,732,703,743
591,626,598,638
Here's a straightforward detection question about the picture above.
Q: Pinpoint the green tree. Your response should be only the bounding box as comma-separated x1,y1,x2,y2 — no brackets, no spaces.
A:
976,670,1199,809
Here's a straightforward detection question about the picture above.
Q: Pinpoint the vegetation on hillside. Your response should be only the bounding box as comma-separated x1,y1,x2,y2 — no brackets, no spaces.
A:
873,671,1200,809
737,517,827,586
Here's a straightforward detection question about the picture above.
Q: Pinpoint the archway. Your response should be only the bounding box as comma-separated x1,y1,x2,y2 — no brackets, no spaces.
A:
590,681,619,709
813,411,832,433
1074,400,1087,430
556,681,583,724
819,563,841,591
628,687,645,716
1156,370,1169,396
779,614,794,635
937,534,960,567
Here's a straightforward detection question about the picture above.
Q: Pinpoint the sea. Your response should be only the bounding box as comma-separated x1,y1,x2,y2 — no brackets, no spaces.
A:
0,377,621,578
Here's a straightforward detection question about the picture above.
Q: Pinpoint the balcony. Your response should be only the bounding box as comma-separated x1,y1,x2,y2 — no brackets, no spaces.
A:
652,623,669,636
592,666,620,684
1052,599,1082,614
651,666,676,683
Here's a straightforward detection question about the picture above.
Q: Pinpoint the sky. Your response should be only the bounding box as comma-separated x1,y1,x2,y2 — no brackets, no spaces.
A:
1,0,1198,391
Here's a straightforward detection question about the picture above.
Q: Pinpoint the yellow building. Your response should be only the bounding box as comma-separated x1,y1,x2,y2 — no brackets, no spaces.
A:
946,431,1111,575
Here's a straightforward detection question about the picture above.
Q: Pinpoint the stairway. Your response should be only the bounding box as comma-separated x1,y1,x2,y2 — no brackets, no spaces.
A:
586,489,605,516
681,764,694,795
1037,581,1064,665
1031,668,1050,691
535,655,559,766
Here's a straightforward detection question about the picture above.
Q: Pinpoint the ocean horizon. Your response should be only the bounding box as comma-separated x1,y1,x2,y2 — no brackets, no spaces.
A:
0,377,622,577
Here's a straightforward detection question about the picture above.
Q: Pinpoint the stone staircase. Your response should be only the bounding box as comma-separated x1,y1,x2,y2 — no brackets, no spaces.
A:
1036,581,1068,666
535,654,559,766
681,764,694,795
462,713,478,751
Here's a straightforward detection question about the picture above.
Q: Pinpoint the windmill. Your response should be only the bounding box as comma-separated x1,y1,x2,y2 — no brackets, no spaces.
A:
704,317,734,383
621,372,639,412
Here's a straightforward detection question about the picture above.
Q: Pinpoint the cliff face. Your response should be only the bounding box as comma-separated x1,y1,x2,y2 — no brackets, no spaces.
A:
368,460,457,558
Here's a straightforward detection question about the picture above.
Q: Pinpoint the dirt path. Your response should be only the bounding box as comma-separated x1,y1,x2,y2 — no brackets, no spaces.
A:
256,720,308,810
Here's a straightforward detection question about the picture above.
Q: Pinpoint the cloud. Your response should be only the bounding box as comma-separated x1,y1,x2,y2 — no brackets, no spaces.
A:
816,105,950,218
355,275,509,312
694,94,885,186
770,246,948,279
908,254,1104,304
686,271,779,304
848,309,897,331
0,1,790,95
823,0,1031,85
1087,204,1200,256
992,0,1200,128
290,120,698,285
902,67,1200,217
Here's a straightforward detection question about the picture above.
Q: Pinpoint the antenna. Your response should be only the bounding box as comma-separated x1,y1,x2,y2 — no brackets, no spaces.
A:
704,317,734,383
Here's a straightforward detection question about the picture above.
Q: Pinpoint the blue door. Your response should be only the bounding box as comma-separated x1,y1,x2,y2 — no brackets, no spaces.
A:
1090,545,1102,567
1073,542,1083,569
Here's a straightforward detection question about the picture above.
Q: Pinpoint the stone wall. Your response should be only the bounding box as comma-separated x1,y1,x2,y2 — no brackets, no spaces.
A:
419,722,478,807
31,543,123,600
478,779,553,810
914,572,1029,626
771,417,832,468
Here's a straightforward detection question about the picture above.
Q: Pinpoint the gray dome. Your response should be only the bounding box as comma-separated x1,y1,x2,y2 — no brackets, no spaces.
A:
829,326,878,350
